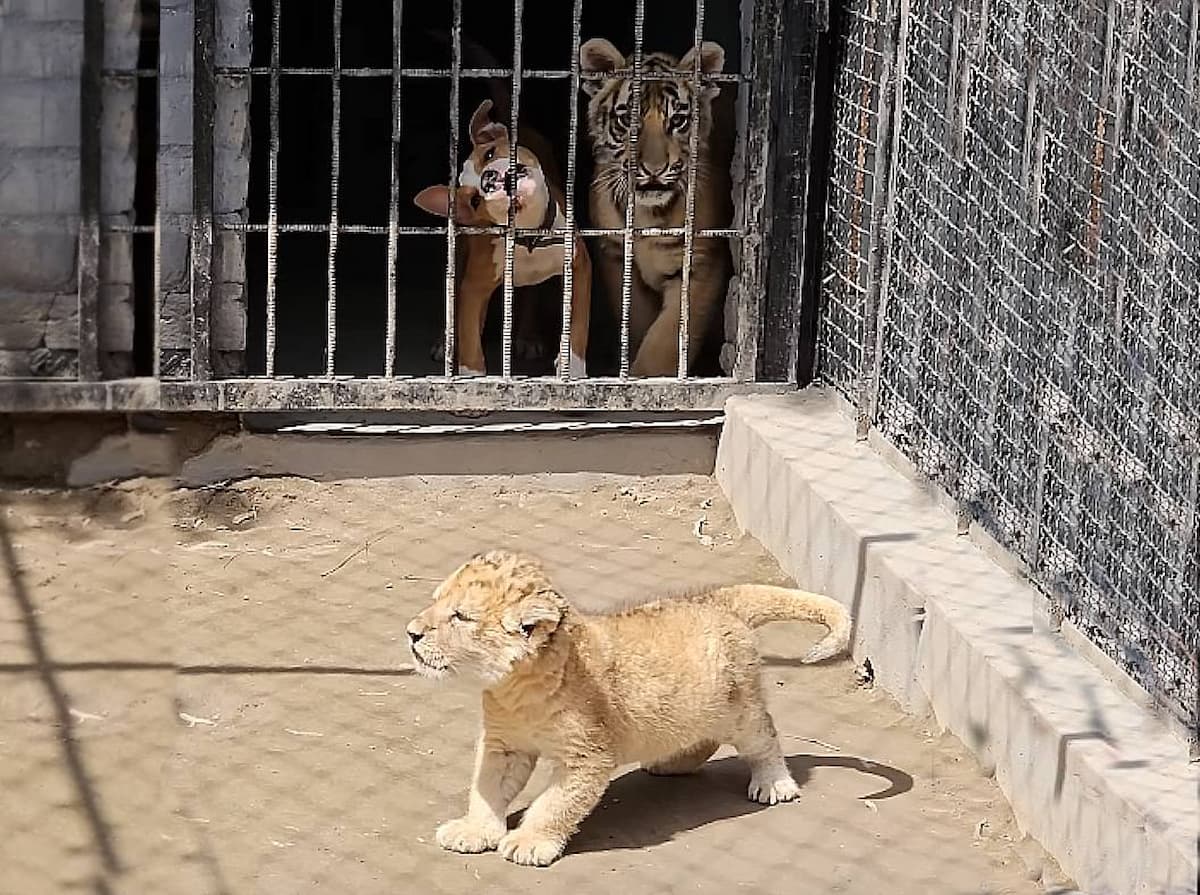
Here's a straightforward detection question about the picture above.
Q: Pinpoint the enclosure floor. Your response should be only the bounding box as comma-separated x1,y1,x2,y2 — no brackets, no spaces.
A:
1,475,1062,894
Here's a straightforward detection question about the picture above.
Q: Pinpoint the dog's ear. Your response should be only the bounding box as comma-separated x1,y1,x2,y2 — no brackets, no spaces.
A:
414,185,480,222
580,38,625,96
680,41,725,99
469,99,508,146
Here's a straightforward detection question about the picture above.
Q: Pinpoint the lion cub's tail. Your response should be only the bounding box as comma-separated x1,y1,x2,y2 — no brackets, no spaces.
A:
700,585,852,664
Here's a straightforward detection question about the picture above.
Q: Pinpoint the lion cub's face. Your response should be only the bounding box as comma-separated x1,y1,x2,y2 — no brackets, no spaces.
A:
406,551,566,683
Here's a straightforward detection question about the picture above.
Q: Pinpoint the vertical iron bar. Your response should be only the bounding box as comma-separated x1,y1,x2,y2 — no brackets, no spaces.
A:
192,0,216,381
502,0,525,379
265,0,281,376
678,0,707,378
558,0,584,380
386,1,404,377
858,0,909,435
733,0,782,382
326,0,343,376
620,0,646,379
444,0,463,376
78,0,103,381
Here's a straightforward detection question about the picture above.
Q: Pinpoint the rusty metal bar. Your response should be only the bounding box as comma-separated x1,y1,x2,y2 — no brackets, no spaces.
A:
386,0,404,377
444,0,463,376
678,0,707,379
191,0,216,381
558,0,584,380
326,0,343,376
501,0,526,379
210,222,740,237
78,0,103,381
212,66,742,83
265,0,281,376
620,0,646,379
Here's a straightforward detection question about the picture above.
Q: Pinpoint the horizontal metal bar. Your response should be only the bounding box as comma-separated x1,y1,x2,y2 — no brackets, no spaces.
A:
0,378,793,413
101,223,158,234
102,68,158,79
276,415,724,435
213,66,743,83
213,222,743,237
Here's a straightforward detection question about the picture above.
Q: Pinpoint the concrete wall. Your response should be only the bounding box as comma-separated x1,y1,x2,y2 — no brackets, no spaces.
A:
0,0,250,379
716,391,1199,895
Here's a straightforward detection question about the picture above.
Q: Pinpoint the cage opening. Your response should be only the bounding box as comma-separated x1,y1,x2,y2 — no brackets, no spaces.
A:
242,0,746,379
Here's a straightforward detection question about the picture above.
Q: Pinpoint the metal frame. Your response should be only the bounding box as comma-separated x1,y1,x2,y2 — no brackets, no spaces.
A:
10,0,812,412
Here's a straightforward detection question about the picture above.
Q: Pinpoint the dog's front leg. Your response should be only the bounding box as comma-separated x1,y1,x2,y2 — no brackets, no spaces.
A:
498,759,612,867
436,735,536,853
455,270,499,376
556,236,592,378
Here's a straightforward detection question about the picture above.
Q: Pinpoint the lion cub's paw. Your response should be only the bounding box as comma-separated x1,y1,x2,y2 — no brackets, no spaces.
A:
748,774,801,806
498,828,565,867
435,816,503,853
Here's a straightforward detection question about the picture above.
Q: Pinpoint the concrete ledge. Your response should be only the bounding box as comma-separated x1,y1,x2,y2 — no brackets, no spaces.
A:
716,390,1198,895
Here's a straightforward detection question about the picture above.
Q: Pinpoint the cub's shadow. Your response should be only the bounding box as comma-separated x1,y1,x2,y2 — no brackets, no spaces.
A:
562,753,913,855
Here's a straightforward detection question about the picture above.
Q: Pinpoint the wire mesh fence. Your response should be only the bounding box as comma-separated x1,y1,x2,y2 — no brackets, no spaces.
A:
819,0,1199,737
0,475,1071,893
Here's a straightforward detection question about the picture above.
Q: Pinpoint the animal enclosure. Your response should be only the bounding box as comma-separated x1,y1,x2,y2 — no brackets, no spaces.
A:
818,0,1199,737
0,0,817,411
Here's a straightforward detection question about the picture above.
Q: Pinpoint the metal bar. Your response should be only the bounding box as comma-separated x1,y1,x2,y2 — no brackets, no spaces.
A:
855,0,907,434
78,0,103,381
0,378,794,413
326,0,343,376
678,0,707,379
502,0,525,379
620,0,646,379
266,0,281,376
734,0,784,382
558,0,584,380
213,66,743,83
191,0,216,381
445,0,463,376
386,0,404,377
212,222,741,237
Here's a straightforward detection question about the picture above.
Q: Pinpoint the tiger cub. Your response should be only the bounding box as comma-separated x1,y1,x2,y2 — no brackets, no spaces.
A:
579,38,733,376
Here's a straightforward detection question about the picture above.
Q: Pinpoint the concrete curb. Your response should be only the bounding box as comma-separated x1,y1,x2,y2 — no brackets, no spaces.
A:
716,391,1198,895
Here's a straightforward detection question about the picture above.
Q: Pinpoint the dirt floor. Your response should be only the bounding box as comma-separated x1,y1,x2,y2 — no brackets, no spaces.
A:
0,474,1068,894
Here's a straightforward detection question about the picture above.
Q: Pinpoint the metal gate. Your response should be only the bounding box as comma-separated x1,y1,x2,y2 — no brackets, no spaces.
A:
0,0,821,413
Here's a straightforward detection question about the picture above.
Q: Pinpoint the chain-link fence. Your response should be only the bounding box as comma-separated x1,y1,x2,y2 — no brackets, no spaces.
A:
819,0,1199,737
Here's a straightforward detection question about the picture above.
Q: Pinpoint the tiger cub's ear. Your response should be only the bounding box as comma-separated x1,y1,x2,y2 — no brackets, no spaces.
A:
580,38,625,97
679,41,725,99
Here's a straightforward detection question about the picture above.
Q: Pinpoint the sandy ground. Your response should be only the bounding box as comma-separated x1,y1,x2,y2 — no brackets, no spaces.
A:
0,474,1066,894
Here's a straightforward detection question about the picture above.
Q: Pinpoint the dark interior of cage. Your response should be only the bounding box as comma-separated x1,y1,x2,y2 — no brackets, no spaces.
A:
243,1,743,378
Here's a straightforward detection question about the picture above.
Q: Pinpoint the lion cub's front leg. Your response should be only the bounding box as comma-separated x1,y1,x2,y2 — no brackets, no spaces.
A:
498,759,613,867
436,736,535,854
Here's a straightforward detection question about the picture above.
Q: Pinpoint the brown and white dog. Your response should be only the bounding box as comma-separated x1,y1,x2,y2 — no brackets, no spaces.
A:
415,100,591,378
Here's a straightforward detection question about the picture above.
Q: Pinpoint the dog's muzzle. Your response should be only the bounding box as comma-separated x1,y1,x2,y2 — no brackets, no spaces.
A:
481,162,530,197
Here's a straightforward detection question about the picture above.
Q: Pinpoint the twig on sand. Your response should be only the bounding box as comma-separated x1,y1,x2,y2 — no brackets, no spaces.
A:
321,525,402,577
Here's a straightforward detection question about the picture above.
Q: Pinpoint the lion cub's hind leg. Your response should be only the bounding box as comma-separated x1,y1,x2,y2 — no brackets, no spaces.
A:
644,740,721,776
731,697,802,806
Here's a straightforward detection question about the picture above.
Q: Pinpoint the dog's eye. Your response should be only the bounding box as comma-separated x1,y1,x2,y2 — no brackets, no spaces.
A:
483,148,495,163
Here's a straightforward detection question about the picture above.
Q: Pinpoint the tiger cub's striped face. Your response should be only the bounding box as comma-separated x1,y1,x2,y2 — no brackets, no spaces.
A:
579,38,725,211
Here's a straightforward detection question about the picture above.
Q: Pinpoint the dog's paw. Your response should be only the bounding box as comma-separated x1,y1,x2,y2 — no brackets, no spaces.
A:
498,828,565,867
747,774,801,805
555,351,587,379
435,816,503,853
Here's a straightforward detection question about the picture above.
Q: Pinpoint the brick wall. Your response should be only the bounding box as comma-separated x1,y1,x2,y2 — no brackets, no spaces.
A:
0,0,251,379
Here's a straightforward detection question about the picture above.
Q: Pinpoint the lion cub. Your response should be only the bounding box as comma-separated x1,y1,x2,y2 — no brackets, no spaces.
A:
406,550,852,867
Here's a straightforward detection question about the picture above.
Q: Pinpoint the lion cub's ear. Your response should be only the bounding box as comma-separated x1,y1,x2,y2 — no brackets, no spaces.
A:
503,591,565,638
